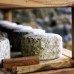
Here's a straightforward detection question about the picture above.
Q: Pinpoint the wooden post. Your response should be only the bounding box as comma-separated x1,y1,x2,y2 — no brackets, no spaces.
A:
3,9,12,21
72,7,74,59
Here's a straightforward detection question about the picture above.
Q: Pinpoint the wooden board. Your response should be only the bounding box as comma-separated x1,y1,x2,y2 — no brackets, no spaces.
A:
62,48,72,58
0,67,74,74
29,68,74,74
15,58,74,74
0,0,74,9
12,49,73,74
0,49,74,74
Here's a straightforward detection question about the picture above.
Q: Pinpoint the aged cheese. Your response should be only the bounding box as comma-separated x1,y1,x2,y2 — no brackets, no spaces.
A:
21,33,62,60
0,37,10,63
9,29,33,51
9,29,45,50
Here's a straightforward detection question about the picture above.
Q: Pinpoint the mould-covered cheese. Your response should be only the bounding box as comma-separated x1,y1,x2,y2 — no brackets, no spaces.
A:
21,33,62,60
9,29,45,51
0,37,10,63
8,29,33,51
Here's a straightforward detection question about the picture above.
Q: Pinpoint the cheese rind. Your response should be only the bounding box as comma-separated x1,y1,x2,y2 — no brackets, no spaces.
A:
9,29,45,50
0,37,10,62
21,33,62,60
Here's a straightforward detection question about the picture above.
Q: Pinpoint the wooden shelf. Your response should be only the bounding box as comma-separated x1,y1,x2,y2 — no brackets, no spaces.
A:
9,49,73,74
0,0,74,73
0,0,74,9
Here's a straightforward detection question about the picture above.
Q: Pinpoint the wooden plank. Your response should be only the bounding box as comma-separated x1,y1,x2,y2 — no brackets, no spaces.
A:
3,10,12,21
2,56,39,69
0,68,74,74
0,0,74,8
15,58,74,74
62,49,72,58
29,68,74,74
72,7,74,59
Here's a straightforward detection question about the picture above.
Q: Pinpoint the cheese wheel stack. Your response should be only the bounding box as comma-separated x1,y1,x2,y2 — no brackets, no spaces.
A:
10,28,45,51
21,33,62,60
0,37,10,63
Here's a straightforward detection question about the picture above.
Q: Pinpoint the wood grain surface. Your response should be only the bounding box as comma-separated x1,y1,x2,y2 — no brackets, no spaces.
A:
62,49,72,58
29,68,74,74
0,68,74,74
15,58,74,74
2,56,39,69
0,0,74,9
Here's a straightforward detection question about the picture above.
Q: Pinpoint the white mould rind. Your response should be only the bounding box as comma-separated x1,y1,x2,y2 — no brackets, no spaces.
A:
0,37,10,62
21,33,62,60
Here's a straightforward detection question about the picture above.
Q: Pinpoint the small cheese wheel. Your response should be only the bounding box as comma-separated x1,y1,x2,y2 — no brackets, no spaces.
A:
0,37,10,63
21,33,62,60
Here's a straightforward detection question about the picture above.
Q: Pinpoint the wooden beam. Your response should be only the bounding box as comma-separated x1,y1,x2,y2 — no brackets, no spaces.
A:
0,0,74,8
2,56,39,69
62,49,72,58
3,9,12,21
72,7,74,59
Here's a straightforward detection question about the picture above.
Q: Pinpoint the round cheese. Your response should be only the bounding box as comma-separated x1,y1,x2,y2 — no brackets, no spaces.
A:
9,29,45,51
21,33,62,60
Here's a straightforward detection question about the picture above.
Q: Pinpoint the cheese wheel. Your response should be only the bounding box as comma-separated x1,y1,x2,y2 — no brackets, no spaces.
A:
9,29,45,51
9,28,33,51
0,37,10,63
21,33,62,60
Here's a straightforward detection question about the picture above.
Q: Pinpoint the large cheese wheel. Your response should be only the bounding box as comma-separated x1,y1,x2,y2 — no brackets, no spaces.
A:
21,33,62,60
0,37,10,63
